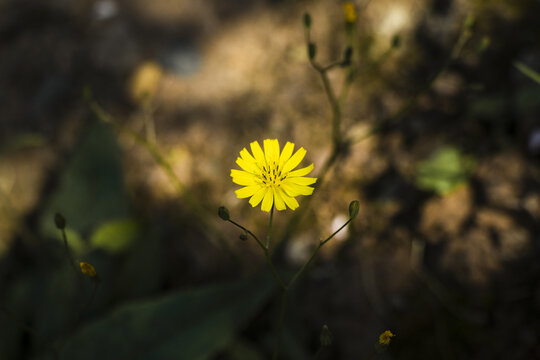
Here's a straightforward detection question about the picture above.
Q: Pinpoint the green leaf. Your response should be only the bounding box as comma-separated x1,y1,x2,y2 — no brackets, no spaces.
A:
39,120,130,240
415,146,476,195
58,273,276,360
514,61,540,85
90,218,140,254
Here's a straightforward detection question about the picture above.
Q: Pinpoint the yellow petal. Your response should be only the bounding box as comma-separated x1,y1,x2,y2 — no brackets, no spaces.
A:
240,147,257,163
280,191,299,210
273,188,287,211
250,141,266,167
249,187,267,207
235,185,261,198
278,142,294,169
287,163,314,177
282,147,306,174
264,139,280,165
281,181,314,196
236,157,260,174
261,187,274,212
231,169,259,185
285,176,317,186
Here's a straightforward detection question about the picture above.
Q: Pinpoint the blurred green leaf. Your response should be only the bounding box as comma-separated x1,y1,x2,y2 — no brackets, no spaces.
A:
514,61,540,85
58,273,276,360
90,218,140,254
224,339,264,360
0,133,47,154
415,146,476,195
39,120,130,240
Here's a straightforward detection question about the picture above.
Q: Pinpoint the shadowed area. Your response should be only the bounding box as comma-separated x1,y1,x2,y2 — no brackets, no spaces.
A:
0,0,539,359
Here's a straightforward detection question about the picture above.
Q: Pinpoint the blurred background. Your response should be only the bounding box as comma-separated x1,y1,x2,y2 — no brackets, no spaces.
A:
0,0,539,359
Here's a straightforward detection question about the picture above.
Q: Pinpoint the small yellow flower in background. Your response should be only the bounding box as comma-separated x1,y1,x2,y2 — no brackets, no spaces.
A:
379,330,395,346
231,139,317,212
129,61,163,104
343,1,357,24
79,262,97,278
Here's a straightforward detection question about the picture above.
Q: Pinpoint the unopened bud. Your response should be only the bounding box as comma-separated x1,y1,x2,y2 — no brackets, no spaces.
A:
218,206,230,221
348,200,359,219
391,34,401,49
54,213,66,230
320,325,333,347
308,42,317,60
239,232,248,241
303,13,312,29
341,46,353,67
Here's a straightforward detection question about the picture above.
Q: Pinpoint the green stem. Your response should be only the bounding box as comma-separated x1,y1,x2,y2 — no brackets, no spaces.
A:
228,218,286,289
289,216,352,288
87,97,241,263
228,219,266,251
61,229,80,280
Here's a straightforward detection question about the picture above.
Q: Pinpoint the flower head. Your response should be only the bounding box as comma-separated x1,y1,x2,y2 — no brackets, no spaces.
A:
343,1,357,24
231,139,317,212
79,261,97,277
378,330,395,346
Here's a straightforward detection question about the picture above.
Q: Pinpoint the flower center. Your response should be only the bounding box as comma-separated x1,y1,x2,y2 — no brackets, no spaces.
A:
261,162,286,187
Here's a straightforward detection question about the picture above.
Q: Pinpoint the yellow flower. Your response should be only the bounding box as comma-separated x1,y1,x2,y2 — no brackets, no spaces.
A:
231,139,317,212
378,330,395,346
79,261,97,277
343,1,357,24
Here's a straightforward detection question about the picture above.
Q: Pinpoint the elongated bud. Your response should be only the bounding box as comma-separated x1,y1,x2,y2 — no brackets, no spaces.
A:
308,42,317,60
348,200,359,219
341,46,353,67
343,2,357,24
320,325,333,347
218,206,230,221
303,13,312,29
54,213,66,230
391,34,401,49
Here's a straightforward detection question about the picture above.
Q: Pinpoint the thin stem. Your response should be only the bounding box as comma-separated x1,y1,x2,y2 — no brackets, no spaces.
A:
80,280,99,316
265,249,287,290
272,289,288,360
61,229,81,281
228,218,286,289
289,216,353,288
228,219,266,251
86,96,241,262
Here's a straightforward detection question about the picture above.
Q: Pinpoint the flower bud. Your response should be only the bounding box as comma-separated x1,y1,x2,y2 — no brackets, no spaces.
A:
341,46,353,67
348,200,359,219
378,330,394,346
303,13,312,29
54,213,66,230
239,232,248,241
320,325,333,347
391,34,401,49
218,206,230,221
308,42,317,60
80,261,97,277
343,2,357,24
